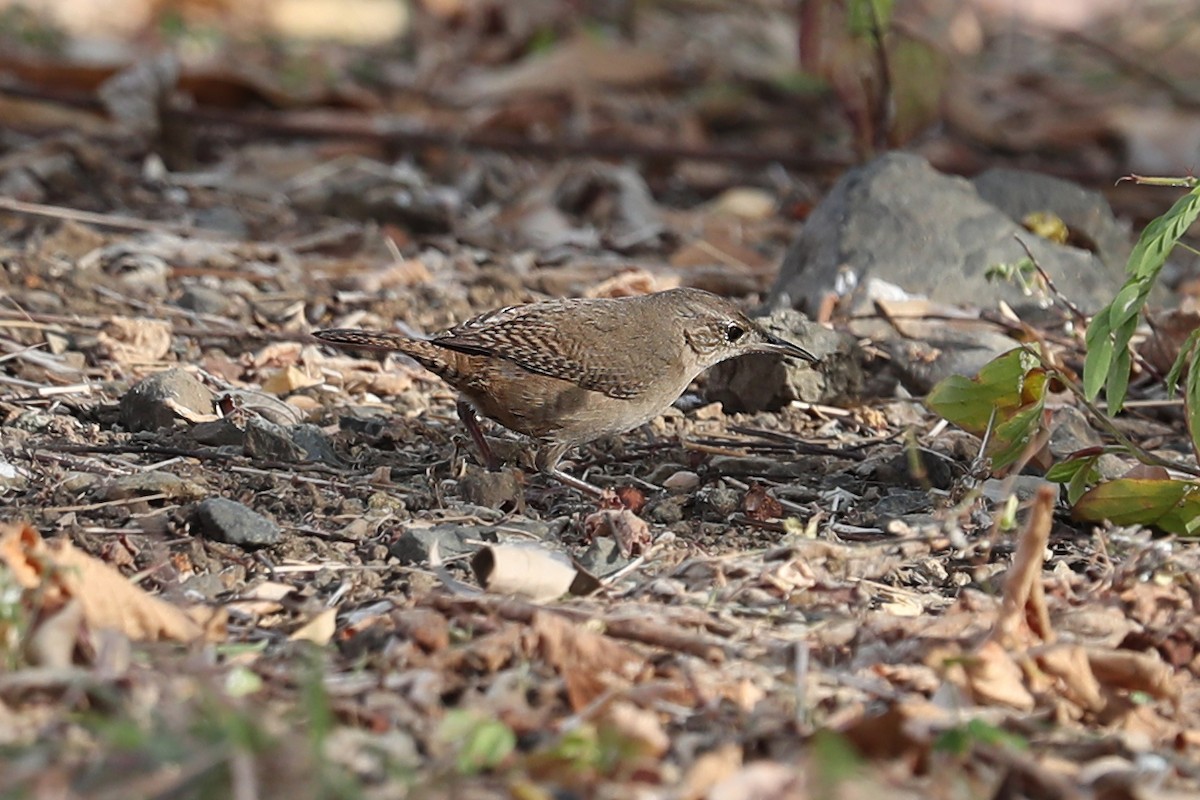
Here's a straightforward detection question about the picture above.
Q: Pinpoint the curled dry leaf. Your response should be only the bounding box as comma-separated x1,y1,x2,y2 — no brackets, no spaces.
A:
534,610,645,711
613,485,647,515
708,762,801,800
0,522,218,643
742,483,783,521
96,316,172,365
602,701,670,759
584,269,664,298
261,365,324,395
1036,643,1106,714
583,509,651,557
960,639,1036,711
1087,648,1179,701
289,607,338,646
679,743,743,799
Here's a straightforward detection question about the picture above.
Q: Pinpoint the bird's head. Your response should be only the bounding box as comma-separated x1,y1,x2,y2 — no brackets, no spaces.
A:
666,288,820,370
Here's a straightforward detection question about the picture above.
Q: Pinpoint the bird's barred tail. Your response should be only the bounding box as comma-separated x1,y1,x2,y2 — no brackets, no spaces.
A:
312,329,449,373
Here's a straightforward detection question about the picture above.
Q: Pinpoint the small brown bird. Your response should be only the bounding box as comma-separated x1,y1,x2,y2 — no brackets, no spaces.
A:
314,288,818,496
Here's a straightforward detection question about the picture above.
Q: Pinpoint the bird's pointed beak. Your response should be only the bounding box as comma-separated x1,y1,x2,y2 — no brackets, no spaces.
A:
759,332,820,364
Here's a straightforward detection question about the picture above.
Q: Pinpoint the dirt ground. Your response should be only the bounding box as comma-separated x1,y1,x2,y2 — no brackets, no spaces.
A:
2,1,1200,798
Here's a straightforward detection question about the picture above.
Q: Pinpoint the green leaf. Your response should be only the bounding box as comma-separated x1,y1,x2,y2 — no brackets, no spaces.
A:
1165,329,1200,395
1072,477,1198,531
1105,344,1133,415
1126,188,1200,280
925,349,1048,474
1186,339,1200,464
1156,493,1200,536
988,402,1047,471
1067,458,1100,506
1107,281,1148,329
1045,454,1102,505
847,0,893,33
1083,184,1200,407
438,711,516,775
1045,456,1093,483
925,349,1032,433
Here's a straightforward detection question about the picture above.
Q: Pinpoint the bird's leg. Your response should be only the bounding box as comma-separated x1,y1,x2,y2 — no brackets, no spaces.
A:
456,399,500,471
535,442,606,498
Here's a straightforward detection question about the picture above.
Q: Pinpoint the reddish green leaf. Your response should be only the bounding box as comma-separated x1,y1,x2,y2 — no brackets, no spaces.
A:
1072,477,1199,532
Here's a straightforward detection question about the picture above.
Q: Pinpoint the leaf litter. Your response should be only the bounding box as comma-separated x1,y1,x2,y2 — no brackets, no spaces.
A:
0,1,1199,798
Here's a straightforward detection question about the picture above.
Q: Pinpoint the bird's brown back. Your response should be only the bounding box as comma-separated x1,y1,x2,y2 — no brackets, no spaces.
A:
427,295,686,399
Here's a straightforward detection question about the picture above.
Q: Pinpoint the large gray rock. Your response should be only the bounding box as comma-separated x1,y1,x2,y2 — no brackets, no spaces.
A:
971,167,1130,273
770,153,1128,315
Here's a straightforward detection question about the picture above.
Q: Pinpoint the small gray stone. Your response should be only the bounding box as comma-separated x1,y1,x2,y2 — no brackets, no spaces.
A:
242,419,340,464
883,327,1022,395
120,369,214,432
575,537,635,578
696,486,740,519
1047,406,1102,460
190,207,248,239
243,418,304,462
175,285,232,316
645,495,686,525
190,418,247,447
192,497,281,547
389,524,500,565
59,471,102,494
457,466,522,509
288,424,341,465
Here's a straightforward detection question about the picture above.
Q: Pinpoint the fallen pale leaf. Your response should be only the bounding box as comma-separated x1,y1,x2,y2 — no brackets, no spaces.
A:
262,365,324,395
289,607,338,645
96,316,172,365
534,610,644,711
0,523,211,642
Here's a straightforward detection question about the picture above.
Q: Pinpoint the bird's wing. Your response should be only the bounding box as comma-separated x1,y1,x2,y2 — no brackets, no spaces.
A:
431,300,651,399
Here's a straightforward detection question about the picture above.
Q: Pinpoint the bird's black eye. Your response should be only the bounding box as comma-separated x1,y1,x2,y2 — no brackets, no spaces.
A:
726,323,746,342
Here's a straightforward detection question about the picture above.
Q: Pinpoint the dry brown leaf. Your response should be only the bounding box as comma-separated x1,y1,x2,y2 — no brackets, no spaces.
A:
289,607,338,645
705,187,776,220
344,258,432,292
708,762,801,800
534,610,645,711
25,600,84,669
677,742,743,800
223,581,296,616
601,701,669,758
261,365,323,395
391,608,449,653
1140,309,1200,376
742,483,783,521
1087,648,1178,701
583,509,651,558
96,316,173,365
0,523,208,642
248,341,305,371
1036,644,1106,713
962,639,1036,710
450,34,672,105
